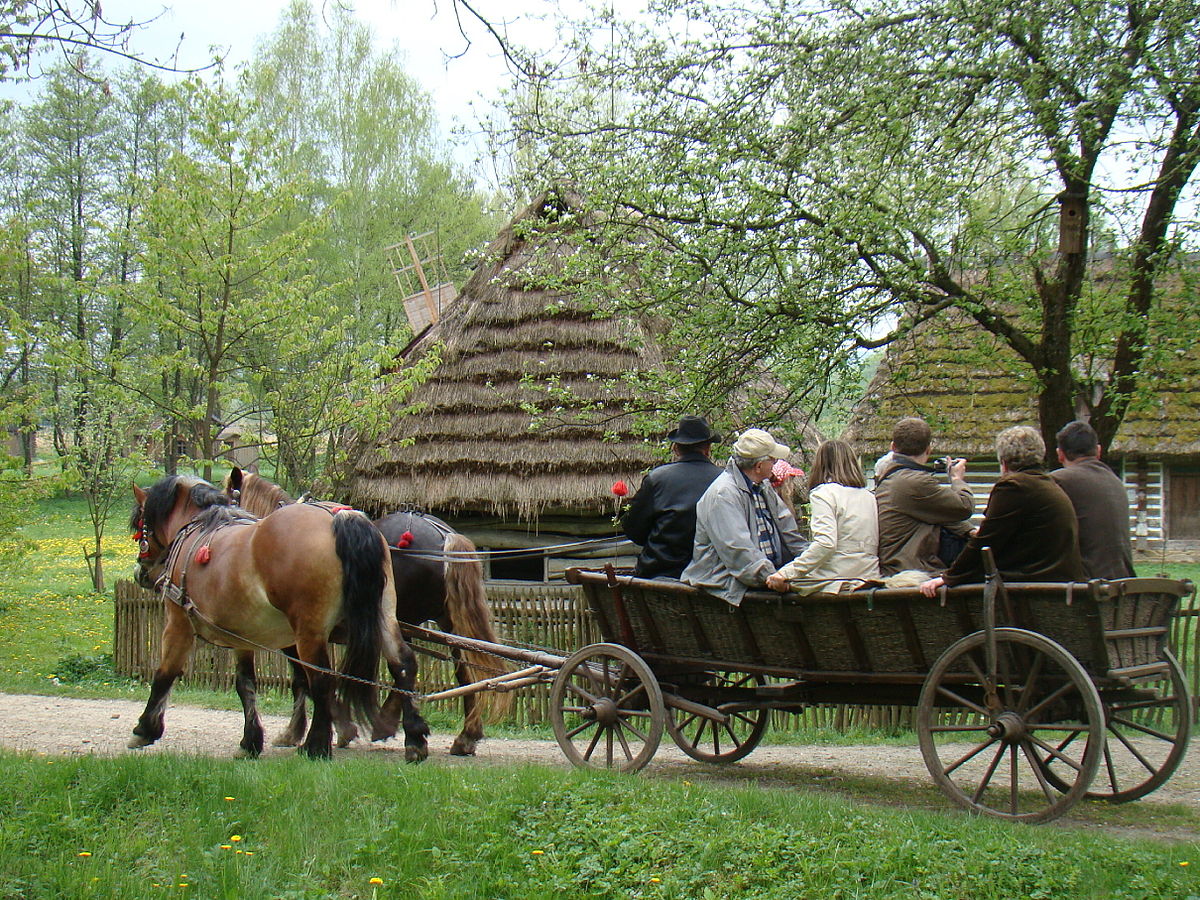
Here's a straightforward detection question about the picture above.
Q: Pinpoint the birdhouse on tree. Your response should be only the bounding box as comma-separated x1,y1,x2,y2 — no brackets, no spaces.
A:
1058,192,1086,254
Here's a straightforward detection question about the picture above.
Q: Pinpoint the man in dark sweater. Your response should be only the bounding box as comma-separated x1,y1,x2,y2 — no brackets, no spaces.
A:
1051,420,1135,580
621,416,722,579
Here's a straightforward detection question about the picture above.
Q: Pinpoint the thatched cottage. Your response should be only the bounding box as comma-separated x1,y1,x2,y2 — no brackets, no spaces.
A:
342,189,820,579
843,307,1200,560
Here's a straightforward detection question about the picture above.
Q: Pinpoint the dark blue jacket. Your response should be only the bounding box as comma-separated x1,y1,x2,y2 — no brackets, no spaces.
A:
621,451,722,578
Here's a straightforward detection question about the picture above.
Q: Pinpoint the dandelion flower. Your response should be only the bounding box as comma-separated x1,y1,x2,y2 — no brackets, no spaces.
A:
1181,862,1190,867
650,877,661,883
224,796,235,802
230,835,242,842
77,851,92,857
369,877,384,885
220,845,232,850
531,850,544,856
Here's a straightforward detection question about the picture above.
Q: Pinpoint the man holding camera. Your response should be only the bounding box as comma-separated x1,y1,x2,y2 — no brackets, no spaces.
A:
875,417,975,575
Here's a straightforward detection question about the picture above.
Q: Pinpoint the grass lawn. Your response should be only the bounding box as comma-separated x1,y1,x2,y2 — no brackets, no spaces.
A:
1,752,1197,899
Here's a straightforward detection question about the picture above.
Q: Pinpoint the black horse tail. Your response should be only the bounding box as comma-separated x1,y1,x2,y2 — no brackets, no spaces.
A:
332,510,386,727
443,533,513,720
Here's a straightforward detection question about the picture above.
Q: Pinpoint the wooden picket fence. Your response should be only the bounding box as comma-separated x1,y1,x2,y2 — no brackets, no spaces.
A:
113,578,1200,733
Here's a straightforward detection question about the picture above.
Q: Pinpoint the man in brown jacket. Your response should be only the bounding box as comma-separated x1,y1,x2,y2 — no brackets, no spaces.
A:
874,417,975,575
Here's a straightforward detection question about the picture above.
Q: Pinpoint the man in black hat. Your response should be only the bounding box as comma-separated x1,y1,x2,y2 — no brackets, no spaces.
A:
621,416,722,579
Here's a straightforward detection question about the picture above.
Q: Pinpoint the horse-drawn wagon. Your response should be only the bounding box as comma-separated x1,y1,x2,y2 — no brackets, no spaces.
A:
412,557,1193,824
538,562,1193,823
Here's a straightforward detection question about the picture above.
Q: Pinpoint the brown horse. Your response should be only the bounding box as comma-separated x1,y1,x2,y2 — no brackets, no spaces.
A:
224,467,510,755
129,474,430,761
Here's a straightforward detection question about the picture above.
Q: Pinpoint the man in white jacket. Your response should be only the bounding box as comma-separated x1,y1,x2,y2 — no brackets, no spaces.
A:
682,428,809,606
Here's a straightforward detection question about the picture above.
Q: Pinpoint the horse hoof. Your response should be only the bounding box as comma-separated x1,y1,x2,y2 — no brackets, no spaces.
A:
272,734,301,748
234,747,262,760
405,745,428,764
336,725,360,748
127,735,151,749
449,739,477,757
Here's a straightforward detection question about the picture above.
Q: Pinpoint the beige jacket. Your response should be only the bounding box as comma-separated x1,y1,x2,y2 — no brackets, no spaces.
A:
776,483,879,595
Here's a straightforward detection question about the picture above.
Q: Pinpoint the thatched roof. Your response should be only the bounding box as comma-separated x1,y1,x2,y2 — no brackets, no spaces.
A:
842,294,1200,458
343,188,668,520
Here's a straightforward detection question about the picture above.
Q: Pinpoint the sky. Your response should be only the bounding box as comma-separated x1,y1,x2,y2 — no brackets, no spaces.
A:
7,0,586,175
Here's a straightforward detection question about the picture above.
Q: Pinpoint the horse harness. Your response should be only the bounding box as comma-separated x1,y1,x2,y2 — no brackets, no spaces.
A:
155,508,258,613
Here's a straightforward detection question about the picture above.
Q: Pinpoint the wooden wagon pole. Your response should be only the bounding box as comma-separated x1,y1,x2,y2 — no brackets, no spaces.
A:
400,622,567,670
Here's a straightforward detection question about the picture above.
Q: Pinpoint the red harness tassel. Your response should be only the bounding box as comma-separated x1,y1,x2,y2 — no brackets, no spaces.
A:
195,545,211,565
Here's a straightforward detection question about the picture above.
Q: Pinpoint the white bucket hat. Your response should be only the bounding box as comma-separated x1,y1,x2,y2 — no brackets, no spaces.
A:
732,428,790,460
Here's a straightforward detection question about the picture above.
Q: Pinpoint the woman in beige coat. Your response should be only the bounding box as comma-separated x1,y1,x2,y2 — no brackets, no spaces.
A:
766,440,880,595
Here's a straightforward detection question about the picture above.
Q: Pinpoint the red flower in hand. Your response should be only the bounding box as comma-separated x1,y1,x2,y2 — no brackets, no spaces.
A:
611,480,629,497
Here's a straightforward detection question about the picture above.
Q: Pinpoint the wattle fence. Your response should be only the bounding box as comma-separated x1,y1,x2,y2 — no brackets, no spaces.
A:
113,578,1200,731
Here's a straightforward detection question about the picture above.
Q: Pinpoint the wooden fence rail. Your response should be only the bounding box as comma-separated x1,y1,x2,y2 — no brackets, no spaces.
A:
114,578,1199,733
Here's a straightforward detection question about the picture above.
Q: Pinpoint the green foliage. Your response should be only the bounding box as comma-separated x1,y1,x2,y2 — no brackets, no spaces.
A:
500,0,1200,448
50,651,119,684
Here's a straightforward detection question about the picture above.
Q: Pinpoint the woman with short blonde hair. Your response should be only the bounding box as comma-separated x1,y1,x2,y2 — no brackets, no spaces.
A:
920,425,1082,595
767,440,878,596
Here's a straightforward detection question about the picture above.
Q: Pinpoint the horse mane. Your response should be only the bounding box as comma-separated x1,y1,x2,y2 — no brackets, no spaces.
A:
134,475,233,532
238,472,294,518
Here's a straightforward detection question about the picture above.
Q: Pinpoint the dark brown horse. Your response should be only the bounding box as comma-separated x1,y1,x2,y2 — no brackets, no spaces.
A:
224,468,509,755
130,474,429,761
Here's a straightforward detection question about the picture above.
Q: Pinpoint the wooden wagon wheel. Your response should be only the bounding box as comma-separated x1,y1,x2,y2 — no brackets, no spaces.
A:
665,671,770,763
1038,648,1192,803
549,642,664,773
917,627,1104,823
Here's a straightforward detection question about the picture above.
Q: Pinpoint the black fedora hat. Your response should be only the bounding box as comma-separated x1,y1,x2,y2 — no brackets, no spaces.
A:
667,416,721,445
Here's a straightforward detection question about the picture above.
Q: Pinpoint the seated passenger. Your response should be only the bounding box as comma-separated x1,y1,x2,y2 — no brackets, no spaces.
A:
875,417,974,576
766,440,879,595
920,426,1083,596
621,415,723,579
682,428,809,606
1051,420,1135,580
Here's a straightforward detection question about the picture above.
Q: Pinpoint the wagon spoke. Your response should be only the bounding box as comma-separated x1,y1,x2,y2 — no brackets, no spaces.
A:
616,683,647,708
730,711,759,730
1103,743,1120,793
1106,722,1158,773
936,685,991,718
929,723,991,733
605,725,614,766
1109,715,1175,744
685,719,709,751
614,722,635,760
565,682,599,705
1016,653,1045,714
1020,740,1058,803
944,737,998,776
1110,694,1180,713
720,722,746,748
581,725,603,763
969,743,1006,804
996,643,1015,708
1028,734,1083,772
1024,680,1075,722
963,654,991,691
564,719,595,741
618,717,651,745
1009,744,1019,815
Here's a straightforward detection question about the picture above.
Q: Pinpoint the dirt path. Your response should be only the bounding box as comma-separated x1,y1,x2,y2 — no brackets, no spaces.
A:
3,692,1197,838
